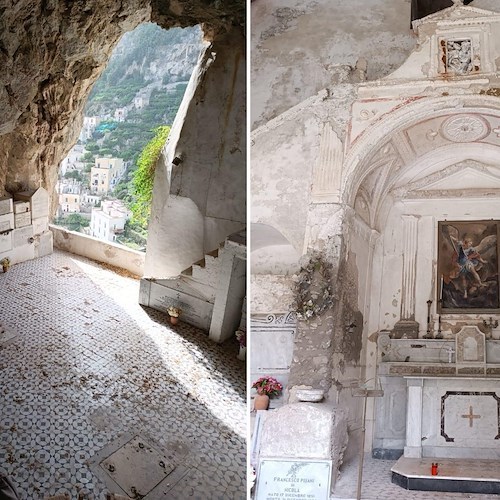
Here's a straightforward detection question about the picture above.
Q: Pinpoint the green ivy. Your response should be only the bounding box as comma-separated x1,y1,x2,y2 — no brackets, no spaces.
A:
130,125,170,227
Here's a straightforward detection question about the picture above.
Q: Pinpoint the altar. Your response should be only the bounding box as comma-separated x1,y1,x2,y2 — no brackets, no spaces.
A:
404,375,500,459
374,327,500,460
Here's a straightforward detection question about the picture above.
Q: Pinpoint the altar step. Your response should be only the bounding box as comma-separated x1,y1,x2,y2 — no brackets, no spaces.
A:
391,456,500,495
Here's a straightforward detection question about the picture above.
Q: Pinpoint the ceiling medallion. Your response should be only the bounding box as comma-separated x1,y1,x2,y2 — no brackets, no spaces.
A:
440,114,490,143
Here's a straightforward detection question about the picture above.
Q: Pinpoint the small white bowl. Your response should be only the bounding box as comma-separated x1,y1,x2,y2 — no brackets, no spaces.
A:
296,389,324,402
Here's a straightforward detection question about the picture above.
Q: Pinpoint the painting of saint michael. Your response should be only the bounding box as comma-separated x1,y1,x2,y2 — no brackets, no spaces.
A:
438,221,499,312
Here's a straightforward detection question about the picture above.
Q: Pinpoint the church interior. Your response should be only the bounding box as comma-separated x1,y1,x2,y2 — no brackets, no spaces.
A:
251,0,500,498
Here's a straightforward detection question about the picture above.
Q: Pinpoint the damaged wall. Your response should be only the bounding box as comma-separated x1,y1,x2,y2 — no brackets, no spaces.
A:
251,0,500,128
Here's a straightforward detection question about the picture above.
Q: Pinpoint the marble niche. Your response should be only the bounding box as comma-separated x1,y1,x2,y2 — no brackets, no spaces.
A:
373,327,500,459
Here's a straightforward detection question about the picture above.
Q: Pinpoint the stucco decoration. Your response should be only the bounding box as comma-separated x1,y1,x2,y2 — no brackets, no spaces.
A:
440,114,490,142
445,38,473,74
311,123,344,204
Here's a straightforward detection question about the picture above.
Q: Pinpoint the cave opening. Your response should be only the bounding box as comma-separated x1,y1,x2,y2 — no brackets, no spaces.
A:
53,23,205,255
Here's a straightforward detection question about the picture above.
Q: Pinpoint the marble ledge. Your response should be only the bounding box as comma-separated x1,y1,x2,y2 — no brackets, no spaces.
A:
391,456,500,482
379,362,500,378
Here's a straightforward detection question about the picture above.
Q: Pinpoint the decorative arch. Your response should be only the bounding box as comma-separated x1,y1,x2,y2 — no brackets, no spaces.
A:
344,95,500,229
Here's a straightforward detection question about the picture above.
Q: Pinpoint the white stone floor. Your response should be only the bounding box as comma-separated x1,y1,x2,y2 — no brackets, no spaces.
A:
333,454,499,500
0,251,246,499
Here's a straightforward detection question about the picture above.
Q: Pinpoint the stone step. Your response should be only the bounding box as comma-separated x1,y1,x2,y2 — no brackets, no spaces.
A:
181,246,220,277
392,456,500,495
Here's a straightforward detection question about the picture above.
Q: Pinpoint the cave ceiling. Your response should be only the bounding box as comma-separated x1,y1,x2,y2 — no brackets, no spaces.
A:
0,0,245,203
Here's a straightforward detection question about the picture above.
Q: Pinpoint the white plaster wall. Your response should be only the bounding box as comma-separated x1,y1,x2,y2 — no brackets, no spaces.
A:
145,27,245,278
146,196,204,277
251,0,500,129
252,113,321,254
50,225,145,276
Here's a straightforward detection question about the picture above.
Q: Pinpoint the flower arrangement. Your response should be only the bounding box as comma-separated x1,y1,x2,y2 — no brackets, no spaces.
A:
0,257,11,271
293,252,334,320
252,376,283,398
166,306,181,318
235,330,246,348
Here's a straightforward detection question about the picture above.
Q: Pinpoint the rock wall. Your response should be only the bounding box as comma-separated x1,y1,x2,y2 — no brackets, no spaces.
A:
0,0,245,211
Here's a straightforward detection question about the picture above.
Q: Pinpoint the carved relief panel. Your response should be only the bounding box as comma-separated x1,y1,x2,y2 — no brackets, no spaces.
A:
432,29,493,77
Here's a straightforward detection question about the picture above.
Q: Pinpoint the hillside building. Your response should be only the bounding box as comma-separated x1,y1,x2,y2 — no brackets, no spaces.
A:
90,157,125,194
90,199,130,242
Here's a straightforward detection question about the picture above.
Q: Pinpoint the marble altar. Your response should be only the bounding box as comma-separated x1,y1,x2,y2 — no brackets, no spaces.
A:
374,330,500,459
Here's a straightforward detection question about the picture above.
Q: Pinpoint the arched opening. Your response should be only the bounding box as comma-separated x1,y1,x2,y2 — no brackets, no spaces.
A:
344,100,500,462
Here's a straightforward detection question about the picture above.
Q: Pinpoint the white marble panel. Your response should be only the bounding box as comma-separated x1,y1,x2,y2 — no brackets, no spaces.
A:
0,232,12,253
256,459,332,500
36,231,53,258
405,379,423,458
32,216,48,235
250,313,295,373
14,212,31,228
11,243,35,264
12,226,33,247
443,394,498,447
0,213,14,232
13,201,30,214
146,281,213,331
0,196,12,216
406,377,500,459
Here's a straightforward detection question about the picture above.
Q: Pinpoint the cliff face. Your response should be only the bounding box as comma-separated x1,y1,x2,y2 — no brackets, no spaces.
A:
0,0,245,207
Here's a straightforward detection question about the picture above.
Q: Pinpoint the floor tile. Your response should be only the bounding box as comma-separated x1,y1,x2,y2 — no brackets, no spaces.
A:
0,250,246,499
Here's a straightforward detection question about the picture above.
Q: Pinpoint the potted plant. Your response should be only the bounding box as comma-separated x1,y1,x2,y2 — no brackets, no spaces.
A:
235,330,246,360
166,306,182,325
251,376,283,410
0,257,11,273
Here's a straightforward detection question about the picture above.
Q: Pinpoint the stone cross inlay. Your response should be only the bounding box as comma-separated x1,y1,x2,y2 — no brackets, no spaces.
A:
461,406,481,428
441,391,500,442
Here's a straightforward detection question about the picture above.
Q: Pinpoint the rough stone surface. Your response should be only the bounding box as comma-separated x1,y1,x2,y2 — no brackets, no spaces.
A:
0,0,245,212
259,403,348,490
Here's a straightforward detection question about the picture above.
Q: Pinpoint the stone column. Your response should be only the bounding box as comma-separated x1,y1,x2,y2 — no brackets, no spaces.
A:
311,122,343,204
392,215,420,338
404,378,423,458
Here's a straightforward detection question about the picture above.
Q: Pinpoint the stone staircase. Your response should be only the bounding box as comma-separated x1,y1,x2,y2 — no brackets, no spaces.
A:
139,229,246,339
179,247,221,303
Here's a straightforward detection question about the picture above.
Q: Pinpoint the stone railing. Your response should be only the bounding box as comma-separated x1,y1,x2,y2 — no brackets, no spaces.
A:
50,224,145,276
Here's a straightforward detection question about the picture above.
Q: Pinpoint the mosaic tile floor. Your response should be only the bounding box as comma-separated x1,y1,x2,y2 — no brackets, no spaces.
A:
0,250,246,499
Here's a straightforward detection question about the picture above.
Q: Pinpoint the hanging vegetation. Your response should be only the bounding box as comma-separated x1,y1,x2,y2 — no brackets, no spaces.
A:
130,125,170,228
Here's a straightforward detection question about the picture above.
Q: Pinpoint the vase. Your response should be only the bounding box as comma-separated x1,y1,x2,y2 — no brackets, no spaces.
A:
237,346,246,361
2,265,8,273
254,394,270,411
170,316,179,325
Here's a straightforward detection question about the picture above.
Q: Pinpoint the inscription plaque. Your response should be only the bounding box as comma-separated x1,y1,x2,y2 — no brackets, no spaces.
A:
256,459,331,500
